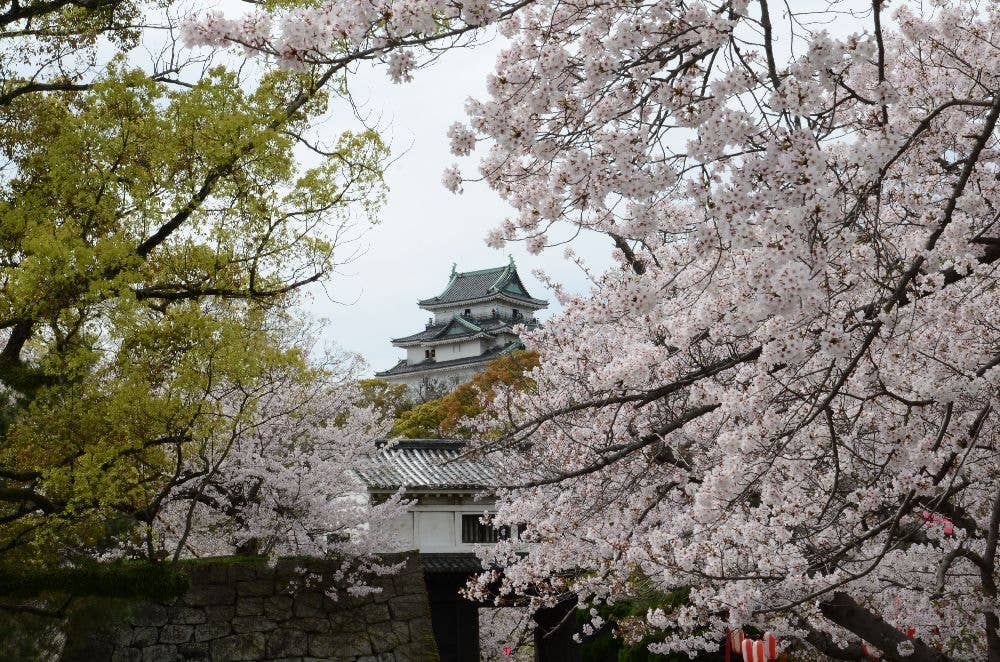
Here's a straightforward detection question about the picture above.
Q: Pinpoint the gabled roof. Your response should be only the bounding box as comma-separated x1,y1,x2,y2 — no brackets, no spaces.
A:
418,257,548,309
391,314,535,346
355,439,499,491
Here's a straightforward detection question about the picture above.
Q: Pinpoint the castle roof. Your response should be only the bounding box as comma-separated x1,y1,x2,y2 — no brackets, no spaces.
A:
375,339,523,378
418,257,547,309
356,439,498,491
391,313,538,347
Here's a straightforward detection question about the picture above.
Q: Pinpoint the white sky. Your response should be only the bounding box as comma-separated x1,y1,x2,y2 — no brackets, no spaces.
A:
307,40,613,374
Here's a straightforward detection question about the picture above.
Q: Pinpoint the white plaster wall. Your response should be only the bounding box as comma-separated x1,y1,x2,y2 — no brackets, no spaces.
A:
435,340,484,361
430,302,537,323
385,512,415,552
377,498,506,553
417,511,455,551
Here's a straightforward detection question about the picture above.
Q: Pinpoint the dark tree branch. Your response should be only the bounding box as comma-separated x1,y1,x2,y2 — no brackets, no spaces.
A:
818,592,951,662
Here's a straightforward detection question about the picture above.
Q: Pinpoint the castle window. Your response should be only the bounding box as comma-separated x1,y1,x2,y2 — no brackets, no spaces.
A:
464,308,471,315
461,514,508,543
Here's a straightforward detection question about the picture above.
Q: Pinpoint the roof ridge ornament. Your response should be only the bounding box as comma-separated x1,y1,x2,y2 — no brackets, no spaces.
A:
490,257,516,292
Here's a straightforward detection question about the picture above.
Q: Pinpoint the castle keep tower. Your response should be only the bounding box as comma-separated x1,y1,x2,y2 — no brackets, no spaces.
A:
376,257,547,397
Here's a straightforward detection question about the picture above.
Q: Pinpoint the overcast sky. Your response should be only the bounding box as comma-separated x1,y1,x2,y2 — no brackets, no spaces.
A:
308,38,613,374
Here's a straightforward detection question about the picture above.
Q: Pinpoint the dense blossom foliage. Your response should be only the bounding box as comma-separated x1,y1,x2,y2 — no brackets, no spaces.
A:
184,0,997,659
464,4,1000,661
131,362,408,593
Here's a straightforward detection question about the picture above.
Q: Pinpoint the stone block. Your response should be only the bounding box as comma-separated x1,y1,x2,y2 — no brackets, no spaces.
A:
113,626,133,647
176,642,208,660
129,603,169,627
141,644,177,662
328,612,366,634
232,615,277,633
264,595,293,621
390,620,410,646
159,624,193,644
111,648,142,662
360,603,391,624
236,579,274,597
294,617,329,633
293,598,321,618
407,617,434,640
173,608,207,624
388,595,428,621
132,627,158,647
210,633,265,661
203,605,235,622
183,584,234,607
184,563,228,585
228,563,258,582
344,634,374,657
265,629,308,657
194,622,230,642
357,654,395,662
253,563,275,580
236,596,263,616
308,633,337,658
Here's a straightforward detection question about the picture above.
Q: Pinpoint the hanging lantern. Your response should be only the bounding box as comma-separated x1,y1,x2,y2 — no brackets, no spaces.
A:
730,629,745,652
763,632,778,660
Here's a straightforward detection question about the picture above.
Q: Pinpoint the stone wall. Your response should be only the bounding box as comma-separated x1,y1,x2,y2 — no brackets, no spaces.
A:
62,553,439,662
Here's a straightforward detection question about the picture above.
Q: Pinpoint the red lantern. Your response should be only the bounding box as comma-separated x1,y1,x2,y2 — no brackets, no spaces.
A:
763,632,778,660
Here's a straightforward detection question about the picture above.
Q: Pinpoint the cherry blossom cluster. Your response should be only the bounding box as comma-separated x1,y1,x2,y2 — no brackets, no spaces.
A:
118,363,408,597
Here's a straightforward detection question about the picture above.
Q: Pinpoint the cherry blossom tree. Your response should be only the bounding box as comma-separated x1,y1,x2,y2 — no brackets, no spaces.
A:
112,352,409,594
461,3,1000,660
183,0,999,659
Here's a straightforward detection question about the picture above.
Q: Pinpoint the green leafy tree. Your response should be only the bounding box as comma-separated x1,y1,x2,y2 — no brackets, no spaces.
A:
356,378,413,426
391,350,539,438
0,1,388,564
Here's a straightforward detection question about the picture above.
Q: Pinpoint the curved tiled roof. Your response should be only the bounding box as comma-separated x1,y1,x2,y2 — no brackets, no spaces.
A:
391,314,536,346
420,553,483,573
355,439,499,490
418,259,547,309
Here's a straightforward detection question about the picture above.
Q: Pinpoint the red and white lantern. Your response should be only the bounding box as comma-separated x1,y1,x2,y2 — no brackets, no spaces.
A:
763,632,778,660
730,629,745,652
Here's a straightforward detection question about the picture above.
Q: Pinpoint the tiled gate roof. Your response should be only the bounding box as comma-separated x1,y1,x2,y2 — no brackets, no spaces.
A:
356,439,500,490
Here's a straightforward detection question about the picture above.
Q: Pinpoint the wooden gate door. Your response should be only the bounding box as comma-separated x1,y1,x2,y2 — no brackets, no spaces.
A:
426,571,480,662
